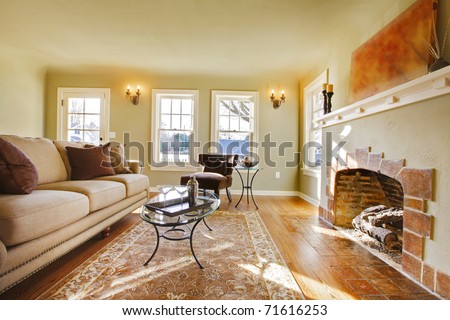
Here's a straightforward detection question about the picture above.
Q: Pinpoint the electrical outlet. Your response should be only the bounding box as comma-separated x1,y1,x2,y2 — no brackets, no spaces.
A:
275,172,280,179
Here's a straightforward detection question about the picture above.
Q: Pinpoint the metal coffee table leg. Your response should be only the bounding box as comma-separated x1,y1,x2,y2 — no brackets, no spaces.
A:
143,224,160,266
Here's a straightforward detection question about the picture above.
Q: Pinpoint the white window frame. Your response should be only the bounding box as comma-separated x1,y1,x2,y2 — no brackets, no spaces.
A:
57,87,110,143
303,70,328,178
151,89,199,171
210,90,259,157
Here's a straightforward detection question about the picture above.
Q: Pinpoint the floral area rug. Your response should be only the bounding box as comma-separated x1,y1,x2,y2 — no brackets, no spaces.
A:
38,211,304,300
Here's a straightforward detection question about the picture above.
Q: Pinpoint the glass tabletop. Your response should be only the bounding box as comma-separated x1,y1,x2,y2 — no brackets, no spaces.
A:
140,190,220,227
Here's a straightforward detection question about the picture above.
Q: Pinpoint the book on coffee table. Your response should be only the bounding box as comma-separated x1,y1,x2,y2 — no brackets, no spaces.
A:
144,197,214,217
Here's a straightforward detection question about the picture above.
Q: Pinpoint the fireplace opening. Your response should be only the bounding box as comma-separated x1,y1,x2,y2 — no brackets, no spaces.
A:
333,169,404,264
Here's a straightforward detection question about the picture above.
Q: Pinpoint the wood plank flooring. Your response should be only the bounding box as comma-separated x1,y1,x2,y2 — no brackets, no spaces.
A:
0,195,440,300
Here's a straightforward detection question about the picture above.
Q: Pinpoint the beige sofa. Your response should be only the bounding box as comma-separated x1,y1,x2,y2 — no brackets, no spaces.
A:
0,135,149,294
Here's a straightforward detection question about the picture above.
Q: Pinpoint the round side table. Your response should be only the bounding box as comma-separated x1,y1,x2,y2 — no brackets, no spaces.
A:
234,166,260,209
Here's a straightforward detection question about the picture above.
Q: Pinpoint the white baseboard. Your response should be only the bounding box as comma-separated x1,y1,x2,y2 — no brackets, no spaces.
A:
298,192,320,207
229,189,300,197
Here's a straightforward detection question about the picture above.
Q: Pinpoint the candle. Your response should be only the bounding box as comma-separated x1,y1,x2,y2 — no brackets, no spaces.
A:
322,83,327,91
281,90,285,97
327,84,333,93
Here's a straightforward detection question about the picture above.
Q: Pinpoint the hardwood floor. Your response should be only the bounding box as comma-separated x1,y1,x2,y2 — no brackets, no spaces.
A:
0,195,440,300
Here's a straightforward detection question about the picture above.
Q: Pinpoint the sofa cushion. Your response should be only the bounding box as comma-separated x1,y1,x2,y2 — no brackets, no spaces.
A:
0,135,68,185
66,144,116,180
0,138,39,194
53,141,86,177
95,174,149,197
0,190,89,246
36,180,126,212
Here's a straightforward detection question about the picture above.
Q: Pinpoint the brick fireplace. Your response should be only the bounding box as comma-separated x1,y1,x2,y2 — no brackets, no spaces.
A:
317,147,449,296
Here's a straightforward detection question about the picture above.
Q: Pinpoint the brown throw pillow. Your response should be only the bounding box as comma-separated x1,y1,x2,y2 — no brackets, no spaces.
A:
85,143,132,174
0,137,39,194
204,159,228,176
66,144,115,180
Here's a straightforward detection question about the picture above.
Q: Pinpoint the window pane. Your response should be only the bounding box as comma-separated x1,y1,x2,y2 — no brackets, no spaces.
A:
228,101,240,116
68,130,83,142
84,114,100,130
172,99,181,114
219,116,229,130
159,130,191,162
239,101,252,117
68,98,84,113
85,98,101,114
219,101,230,115
161,114,171,129
171,114,182,129
181,115,192,130
84,131,100,144
230,116,240,131
240,117,251,132
181,99,192,114
68,114,83,130
218,132,250,156
161,99,171,114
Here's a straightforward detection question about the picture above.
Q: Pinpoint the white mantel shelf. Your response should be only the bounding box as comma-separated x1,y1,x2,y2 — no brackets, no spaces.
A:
316,65,450,128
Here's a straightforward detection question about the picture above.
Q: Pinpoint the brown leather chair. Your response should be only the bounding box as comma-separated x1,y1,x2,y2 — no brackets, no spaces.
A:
180,154,239,202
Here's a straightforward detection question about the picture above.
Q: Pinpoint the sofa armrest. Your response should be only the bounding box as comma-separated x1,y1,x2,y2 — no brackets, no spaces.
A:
127,160,143,174
0,240,6,271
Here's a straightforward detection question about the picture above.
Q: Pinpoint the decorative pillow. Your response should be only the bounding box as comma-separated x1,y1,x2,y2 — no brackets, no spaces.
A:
85,143,132,174
0,138,39,194
66,144,115,180
204,159,228,176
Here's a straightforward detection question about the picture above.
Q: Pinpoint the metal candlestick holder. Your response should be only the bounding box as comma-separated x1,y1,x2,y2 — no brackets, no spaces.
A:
322,90,328,115
326,91,334,114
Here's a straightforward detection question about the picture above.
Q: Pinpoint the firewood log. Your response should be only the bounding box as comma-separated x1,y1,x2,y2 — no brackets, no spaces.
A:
368,207,403,227
352,215,399,245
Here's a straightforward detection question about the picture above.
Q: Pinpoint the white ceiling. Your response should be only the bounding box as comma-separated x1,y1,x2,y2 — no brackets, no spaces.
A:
0,0,397,76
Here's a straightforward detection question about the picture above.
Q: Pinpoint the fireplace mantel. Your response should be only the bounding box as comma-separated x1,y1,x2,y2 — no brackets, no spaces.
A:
316,65,450,128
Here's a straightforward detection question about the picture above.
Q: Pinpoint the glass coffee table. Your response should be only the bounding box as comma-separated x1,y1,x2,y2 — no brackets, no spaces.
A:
140,190,220,269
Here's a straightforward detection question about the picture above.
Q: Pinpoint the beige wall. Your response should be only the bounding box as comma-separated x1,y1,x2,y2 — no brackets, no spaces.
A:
46,70,300,192
0,46,46,137
299,1,450,275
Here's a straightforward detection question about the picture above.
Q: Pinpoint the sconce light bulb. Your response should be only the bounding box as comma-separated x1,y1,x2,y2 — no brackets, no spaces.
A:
127,85,130,90
137,85,140,90
281,90,285,94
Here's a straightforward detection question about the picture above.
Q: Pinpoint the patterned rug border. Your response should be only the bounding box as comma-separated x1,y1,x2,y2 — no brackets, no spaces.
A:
38,211,304,300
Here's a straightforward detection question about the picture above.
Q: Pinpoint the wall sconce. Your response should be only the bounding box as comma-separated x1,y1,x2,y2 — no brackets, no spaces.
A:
270,89,285,109
126,85,141,105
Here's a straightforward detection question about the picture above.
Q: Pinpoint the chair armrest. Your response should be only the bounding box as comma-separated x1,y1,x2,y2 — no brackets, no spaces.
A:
127,160,143,174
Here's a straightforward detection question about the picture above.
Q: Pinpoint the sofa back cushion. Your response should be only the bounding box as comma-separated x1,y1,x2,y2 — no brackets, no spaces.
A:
0,135,68,185
53,140,86,177
0,138,39,194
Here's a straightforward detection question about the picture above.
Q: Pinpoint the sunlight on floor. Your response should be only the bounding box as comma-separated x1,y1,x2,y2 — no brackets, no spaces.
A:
290,270,357,300
238,260,301,293
311,225,348,239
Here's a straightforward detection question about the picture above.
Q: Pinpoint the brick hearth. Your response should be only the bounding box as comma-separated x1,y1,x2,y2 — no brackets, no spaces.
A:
319,147,449,299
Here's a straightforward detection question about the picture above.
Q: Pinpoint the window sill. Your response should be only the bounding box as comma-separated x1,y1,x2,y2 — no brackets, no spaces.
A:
302,167,321,178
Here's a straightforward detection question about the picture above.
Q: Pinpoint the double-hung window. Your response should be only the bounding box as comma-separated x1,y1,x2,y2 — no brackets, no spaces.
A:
303,70,327,177
211,91,258,158
151,89,198,170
